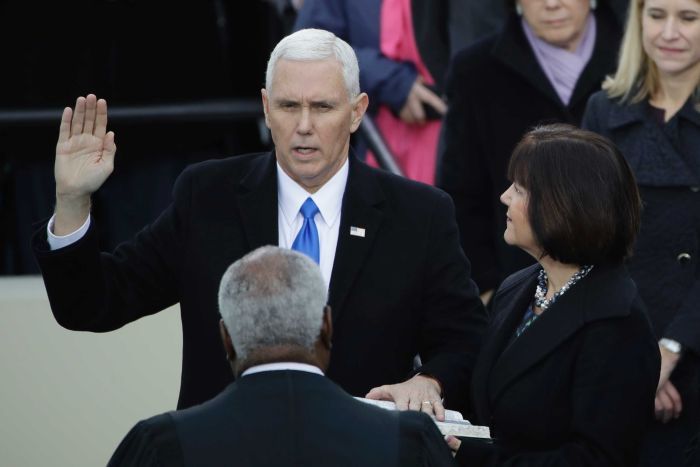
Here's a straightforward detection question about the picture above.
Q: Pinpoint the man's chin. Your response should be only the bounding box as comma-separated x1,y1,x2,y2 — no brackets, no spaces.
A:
287,167,327,193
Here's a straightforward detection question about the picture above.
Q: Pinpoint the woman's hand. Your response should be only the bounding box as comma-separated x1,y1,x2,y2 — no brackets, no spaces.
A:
655,379,683,423
654,345,683,422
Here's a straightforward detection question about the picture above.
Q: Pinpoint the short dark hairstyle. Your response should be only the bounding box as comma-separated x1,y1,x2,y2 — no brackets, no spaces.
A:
508,124,641,265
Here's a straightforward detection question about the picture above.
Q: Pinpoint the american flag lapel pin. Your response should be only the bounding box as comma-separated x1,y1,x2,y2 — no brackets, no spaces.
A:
350,226,366,238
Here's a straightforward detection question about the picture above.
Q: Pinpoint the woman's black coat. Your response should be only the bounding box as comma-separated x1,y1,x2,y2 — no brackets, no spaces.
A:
436,6,621,293
456,264,660,466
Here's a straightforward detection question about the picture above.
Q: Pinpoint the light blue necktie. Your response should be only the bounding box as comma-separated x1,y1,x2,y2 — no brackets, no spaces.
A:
292,197,320,264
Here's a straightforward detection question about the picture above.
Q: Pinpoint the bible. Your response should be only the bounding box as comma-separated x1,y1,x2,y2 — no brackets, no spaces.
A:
356,398,491,439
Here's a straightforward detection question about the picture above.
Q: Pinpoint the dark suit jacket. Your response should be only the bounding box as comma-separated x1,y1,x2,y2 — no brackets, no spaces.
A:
33,152,486,411
436,6,621,294
107,370,457,467
455,264,660,466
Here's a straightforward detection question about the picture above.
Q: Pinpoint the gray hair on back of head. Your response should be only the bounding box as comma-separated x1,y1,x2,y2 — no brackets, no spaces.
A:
265,28,361,99
218,246,327,362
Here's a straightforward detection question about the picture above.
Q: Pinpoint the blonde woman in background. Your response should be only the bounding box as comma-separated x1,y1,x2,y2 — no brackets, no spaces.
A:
583,0,700,465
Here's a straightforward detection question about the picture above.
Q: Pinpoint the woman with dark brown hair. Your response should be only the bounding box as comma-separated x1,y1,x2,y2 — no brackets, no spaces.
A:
446,125,660,466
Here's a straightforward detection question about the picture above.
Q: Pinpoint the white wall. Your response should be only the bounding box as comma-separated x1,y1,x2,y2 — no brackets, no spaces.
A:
0,276,182,467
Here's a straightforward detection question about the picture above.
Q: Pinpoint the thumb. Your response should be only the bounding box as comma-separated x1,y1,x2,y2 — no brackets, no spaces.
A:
445,435,461,451
103,131,117,166
417,87,447,115
365,386,393,401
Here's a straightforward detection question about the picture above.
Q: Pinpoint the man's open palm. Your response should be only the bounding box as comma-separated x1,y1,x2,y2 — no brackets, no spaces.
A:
55,94,116,198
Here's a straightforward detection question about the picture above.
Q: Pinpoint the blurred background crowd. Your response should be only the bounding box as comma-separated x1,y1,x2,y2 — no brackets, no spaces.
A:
0,0,627,276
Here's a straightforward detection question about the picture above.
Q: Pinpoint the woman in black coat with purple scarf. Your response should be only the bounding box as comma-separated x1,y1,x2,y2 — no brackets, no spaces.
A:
437,0,622,304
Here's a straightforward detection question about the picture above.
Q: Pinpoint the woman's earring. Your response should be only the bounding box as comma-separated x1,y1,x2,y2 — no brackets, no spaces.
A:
516,2,523,15
590,0,597,10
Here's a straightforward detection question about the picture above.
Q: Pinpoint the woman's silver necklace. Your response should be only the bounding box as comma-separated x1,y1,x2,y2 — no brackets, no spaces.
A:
534,265,594,312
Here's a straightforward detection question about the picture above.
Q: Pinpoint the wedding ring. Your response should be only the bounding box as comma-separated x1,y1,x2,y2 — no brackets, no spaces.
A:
422,400,433,405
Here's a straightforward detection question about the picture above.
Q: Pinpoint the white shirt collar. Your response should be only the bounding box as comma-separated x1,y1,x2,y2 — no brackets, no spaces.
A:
277,158,348,228
241,362,325,377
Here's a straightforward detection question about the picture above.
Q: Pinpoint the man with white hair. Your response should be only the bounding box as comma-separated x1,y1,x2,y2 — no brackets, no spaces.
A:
34,28,486,416
108,246,456,466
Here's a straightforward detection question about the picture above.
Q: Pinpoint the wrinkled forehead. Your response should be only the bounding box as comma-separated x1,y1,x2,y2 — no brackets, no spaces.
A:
269,58,350,100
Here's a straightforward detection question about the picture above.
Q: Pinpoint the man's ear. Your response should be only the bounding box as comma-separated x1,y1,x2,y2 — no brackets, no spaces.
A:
219,319,236,362
261,88,271,128
320,305,333,350
349,93,369,133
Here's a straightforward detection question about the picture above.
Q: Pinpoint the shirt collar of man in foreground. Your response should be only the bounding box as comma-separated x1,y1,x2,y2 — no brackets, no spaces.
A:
241,361,325,377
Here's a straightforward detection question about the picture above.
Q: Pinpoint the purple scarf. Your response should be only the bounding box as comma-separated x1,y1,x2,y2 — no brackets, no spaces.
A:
522,14,596,106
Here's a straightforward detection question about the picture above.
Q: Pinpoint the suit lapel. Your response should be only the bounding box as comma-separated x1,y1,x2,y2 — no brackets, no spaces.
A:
235,152,279,251
488,285,585,405
471,267,538,422
328,157,385,325
607,100,700,186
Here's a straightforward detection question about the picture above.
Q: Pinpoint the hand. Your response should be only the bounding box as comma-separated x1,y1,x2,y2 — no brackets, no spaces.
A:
655,379,682,423
657,344,681,390
56,94,115,198
398,79,447,125
365,374,445,421
54,94,116,234
445,435,461,455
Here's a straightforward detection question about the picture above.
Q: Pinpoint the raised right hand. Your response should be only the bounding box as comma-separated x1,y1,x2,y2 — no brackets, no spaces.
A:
56,94,116,198
53,94,116,235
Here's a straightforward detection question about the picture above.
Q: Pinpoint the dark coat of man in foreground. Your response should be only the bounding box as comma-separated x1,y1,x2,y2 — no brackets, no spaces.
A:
108,247,457,466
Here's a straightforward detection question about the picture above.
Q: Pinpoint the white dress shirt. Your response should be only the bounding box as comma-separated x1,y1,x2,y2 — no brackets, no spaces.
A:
276,159,347,288
47,157,348,288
